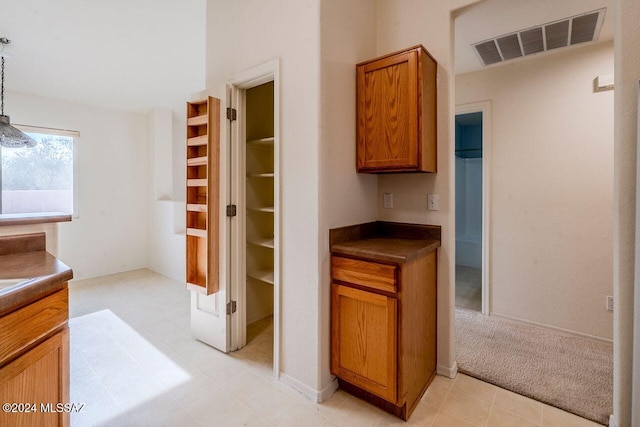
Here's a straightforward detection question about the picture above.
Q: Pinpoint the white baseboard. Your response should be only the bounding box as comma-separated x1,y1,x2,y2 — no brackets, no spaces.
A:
279,373,338,403
491,312,613,344
69,264,148,282
318,377,339,402
437,361,458,379
609,415,616,427
247,311,274,325
147,265,184,283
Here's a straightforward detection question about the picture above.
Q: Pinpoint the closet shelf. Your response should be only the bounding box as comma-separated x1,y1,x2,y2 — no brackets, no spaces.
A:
187,179,208,187
187,204,207,212
186,228,207,238
187,156,208,166
248,238,274,249
247,173,274,178
247,206,275,213
246,137,274,146
247,270,275,285
187,115,208,126
187,135,208,146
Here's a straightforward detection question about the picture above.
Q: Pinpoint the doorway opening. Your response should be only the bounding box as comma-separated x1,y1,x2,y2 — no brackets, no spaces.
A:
455,103,490,314
228,61,280,378
242,81,275,362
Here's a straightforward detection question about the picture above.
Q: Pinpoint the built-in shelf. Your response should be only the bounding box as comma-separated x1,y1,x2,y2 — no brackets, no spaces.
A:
187,179,208,187
246,137,274,146
248,238,275,249
187,156,208,166
186,96,220,296
187,135,208,146
186,228,207,238
187,204,207,212
247,206,275,213
187,115,207,126
247,269,275,285
247,173,274,178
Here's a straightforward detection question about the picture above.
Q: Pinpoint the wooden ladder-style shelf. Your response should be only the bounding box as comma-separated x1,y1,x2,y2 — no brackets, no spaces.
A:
186,96,220,295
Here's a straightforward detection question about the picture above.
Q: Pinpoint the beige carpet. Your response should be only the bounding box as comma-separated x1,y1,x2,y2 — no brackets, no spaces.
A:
455,308,612,425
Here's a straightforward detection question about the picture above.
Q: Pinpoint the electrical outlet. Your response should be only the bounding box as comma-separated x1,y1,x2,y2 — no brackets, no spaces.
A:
383,193,393,209
606,296,613,311
427,194,439,211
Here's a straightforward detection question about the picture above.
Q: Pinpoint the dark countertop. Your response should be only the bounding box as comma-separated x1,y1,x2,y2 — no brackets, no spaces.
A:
330,221,441,264
0,212,72,227
0,233,73,317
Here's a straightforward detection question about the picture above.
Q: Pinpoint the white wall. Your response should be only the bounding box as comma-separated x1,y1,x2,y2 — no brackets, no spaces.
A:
145,0,206,283
318,0,379,393
375,0,481,375
147,109,189,282
456,42,614,340
614,0,640,424
206,0,322,392
6,91,149,280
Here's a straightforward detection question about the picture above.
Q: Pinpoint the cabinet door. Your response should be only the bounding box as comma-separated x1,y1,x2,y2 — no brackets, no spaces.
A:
331,283,397,403
0,329,69,427
357,49,418,171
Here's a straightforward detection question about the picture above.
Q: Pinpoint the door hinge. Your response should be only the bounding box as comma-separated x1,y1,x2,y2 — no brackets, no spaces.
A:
226,204,237,217
226,300,237,315
226,107,237,121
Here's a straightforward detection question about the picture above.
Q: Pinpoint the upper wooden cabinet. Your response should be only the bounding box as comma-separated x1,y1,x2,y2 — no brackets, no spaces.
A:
356,45,437,173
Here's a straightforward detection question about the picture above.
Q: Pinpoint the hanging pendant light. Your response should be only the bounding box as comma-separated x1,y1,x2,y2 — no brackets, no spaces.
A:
0,38,36,148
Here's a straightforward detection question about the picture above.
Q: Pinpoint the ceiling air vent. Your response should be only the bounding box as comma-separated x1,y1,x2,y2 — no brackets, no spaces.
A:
545,20,570,50
472,8,605,67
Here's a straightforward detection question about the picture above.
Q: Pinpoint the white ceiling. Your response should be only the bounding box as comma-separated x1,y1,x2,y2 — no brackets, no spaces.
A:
0,0,616,110
0,0,206,113
455,0,615,75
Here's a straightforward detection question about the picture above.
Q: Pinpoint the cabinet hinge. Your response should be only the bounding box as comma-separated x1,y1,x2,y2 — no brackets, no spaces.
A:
226,205,237,217
226,107,237,121
226,300,237,315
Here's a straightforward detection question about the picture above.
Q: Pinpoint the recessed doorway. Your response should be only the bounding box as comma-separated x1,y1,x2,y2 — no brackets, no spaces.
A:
455,102,490,314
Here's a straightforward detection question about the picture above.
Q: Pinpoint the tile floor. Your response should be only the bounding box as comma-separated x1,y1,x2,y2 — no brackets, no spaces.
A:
455,265,482,312
68,269,601,426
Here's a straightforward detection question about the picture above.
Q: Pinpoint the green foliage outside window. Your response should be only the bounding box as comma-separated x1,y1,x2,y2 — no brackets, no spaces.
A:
1,135,73,191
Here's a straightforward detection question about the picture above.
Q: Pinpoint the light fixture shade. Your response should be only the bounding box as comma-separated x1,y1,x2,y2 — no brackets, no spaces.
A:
0,115,37,148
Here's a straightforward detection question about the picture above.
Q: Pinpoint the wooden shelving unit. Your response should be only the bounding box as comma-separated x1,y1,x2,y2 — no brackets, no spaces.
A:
186,96,220,295
246,133,274,289
245,84,275,306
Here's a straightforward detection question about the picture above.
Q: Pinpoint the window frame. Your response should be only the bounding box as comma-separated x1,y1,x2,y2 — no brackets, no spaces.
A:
4,124,81,218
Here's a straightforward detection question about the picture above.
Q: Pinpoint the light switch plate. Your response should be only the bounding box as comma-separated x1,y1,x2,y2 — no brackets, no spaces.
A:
427,194,439,211
383,193,393,209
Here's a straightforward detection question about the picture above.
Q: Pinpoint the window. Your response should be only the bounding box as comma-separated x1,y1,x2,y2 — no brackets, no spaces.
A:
0,126,78,216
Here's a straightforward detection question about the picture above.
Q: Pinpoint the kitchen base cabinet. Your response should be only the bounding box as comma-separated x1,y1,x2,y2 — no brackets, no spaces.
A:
330,232,438,421
0,330,69,427
0,287,70,427
332,284,397,403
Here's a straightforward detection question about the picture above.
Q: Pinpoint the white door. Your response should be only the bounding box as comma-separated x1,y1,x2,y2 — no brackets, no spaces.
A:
189,89,234,353
190,60,281,372
190,291,230,352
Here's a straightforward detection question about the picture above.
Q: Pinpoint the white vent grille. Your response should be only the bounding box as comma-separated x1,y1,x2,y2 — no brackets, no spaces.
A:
473,8,605,67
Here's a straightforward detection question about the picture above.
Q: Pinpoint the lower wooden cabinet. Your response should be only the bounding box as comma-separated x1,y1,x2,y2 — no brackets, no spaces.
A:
330,250,437,420
0,288,70,427
0,330,69,427
331,284,397,402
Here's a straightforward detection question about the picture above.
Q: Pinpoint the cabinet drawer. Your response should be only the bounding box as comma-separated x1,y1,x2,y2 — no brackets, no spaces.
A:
0,289,68,365
332,256,397,293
